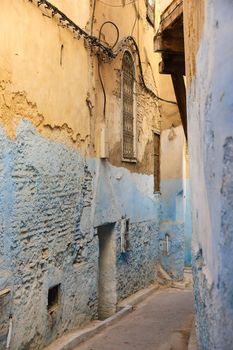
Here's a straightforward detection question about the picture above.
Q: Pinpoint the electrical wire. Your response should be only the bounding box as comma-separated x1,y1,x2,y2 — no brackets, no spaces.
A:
27,0,177,105
98,21,120,49
28,0,114,59
98,58,107,119
97,21,120,118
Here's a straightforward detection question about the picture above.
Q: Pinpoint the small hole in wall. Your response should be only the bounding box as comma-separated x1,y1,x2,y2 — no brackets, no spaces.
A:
48,284,60,313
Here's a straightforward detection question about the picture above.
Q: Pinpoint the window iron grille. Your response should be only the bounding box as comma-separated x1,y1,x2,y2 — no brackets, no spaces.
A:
122,51,135,160
154,133,160,192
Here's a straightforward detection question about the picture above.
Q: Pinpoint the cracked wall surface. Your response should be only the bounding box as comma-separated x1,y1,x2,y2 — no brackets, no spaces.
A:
0,0,185,349
184,1,233,348
0,0,93,156
0,122,161,350
0,122,98,350
116,220,159,301
93,0,162,175
0,79,92,155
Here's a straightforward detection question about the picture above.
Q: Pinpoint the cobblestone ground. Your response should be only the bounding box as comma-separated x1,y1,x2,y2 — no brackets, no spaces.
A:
75,287,194,350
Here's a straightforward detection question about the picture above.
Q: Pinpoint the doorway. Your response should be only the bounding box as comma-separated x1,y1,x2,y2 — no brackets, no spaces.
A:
97,224,117,320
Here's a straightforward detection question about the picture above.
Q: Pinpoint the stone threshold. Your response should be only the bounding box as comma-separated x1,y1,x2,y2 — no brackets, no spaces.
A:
44,283,159,350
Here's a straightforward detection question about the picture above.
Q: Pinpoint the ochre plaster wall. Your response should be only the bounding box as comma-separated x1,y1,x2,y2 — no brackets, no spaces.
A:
158,0,173,13
93,0,161,175
0,0,92,154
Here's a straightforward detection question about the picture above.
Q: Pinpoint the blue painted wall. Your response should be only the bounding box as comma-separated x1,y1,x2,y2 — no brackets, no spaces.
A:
160,178,185,280
89,160,161,300
186,1,233,347
0,121,161,349
0,121,99,349
159,176,192,277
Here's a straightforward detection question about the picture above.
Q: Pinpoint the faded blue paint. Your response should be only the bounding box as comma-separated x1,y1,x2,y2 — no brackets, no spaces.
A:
160,178,185,279
90,159,160,227
186,2,233,348
0,121,161,350
88,159,161,301
0,131,14,349
159,222,184,280
0,121,99,349
115,220,159,301
160,178,192,273
160,178,183,222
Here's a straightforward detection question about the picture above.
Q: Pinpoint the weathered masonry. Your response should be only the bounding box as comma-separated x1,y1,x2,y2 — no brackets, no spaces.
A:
183,1,233,349
155,0,192,273
157,0,233,349
0,1,190,349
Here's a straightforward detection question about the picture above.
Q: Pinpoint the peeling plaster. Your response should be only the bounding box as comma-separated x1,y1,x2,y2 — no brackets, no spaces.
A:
185,1,233,348
0,81,91,154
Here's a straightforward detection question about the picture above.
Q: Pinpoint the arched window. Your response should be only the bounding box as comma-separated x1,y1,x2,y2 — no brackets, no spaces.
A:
122,51,135,160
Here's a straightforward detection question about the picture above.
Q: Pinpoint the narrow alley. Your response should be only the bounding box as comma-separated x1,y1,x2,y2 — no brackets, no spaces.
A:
74,287,194,350
0,1,233,350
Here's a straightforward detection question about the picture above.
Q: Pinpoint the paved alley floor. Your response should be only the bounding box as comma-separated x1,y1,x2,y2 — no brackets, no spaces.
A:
75,288,194,350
